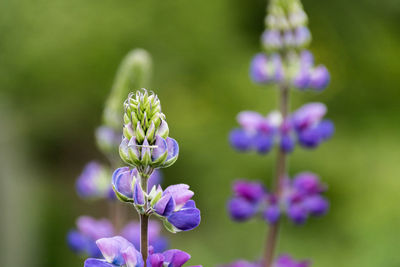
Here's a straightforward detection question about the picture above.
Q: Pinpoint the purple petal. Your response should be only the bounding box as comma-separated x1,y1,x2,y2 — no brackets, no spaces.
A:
121,245,143,267
237,111,265,132
76,162,105,198
287,204,308,224
250,53,270,83
298,127,322,148
292,103,327,130
293,172,325,195
253,133,273,154
229,129,253,151
164,184,194,210
112,167,135,199
147,253,165,267
151,135,168,161
96,236,134,265
263,205,280,224
163,249,191,267
232,180,265,202
310,65,330,90
155,194,175,217
148,169,162,189
134,179,145,205
295,26,311,46
67,230,88,253
303,195,329,216
227,198,257,221
166,137,179,161
167,207,201,231
317,119,334,140
280,134,295,153
84,259,116,267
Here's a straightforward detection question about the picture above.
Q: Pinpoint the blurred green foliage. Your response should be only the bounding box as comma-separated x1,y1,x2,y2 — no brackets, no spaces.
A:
0,0,400,266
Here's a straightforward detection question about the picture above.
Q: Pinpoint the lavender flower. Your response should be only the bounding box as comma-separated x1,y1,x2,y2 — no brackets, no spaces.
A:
152,184,201,232
250,54,283,84
68,217,168,257
112,167,201,232
76,162,111,199
67,216,114,257
227,172,328,225
229,103,333,154
84,236,201,267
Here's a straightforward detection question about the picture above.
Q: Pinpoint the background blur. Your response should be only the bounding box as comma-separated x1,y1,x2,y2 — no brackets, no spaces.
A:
1,0,400,266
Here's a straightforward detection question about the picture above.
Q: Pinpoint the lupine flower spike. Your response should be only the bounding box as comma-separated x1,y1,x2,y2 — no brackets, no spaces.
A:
224,0,334,266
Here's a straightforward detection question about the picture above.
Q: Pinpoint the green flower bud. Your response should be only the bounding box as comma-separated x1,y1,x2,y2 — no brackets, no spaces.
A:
119,89,179,169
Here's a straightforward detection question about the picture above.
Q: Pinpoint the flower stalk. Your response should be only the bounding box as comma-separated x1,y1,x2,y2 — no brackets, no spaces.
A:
264,83,290,267
140,172,149,266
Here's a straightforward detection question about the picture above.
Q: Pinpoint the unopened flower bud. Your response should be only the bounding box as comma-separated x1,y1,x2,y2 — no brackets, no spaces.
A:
119,89,179,169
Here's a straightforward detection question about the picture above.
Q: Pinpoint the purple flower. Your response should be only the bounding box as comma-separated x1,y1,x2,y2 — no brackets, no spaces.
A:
228,197,258,221
310,65,330,90
112,167,163,202
67,216,114,257
153,184,201,232
290,51,330,91
84,236,143,267
228,180,267,222
292,172,325,195
147,249,201,267
227,173,328,225
294,26,311,47
84,236,200,267
76,162,110,199
250,54,270,83
230,104,333,154
229,129,253,151
233,180,265,202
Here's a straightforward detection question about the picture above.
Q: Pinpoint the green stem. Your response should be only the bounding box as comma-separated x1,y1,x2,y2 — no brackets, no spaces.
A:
263,83,290,267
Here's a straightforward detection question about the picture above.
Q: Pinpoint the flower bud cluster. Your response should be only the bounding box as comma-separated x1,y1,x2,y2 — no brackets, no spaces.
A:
67,216,168,258
119,89,179,171
263,0,310,52
250,51,330,91
228,172,328,225
84,236,201,267
250,0,330,91
229,103,334,154
221,254,310,267
112,167,201,233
